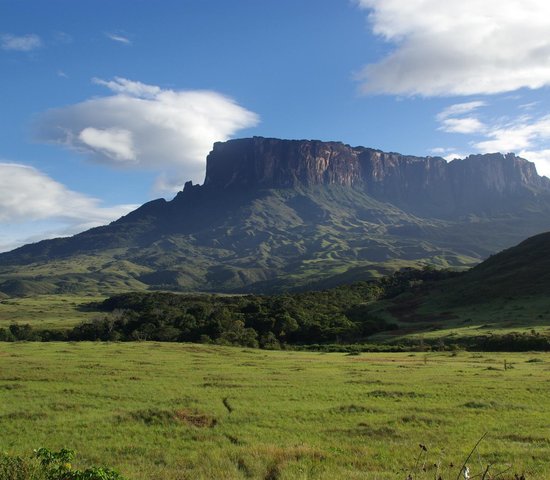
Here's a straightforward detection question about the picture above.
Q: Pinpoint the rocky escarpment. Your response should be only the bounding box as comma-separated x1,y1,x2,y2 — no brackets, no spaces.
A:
198,137,550,216
203,137,365,188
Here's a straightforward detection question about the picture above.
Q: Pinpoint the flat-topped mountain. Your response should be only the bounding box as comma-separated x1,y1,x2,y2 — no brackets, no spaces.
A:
2,137,550,295
203,137,548,216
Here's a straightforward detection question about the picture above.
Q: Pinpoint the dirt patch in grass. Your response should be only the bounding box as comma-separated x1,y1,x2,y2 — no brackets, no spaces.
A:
462,401,497,409
173,409,217,428
202,382,246,388
346,379,385,385
327,423,400,440
0,411,48,421
124,408,217,428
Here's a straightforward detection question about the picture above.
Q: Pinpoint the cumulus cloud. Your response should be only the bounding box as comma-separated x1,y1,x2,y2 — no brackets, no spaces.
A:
0,162,137,251
34,77,259,191
1,33,42,51
356,0,550,96
0,163,136,223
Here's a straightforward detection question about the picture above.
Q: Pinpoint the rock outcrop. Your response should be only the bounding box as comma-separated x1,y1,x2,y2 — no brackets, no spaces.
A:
200,137,550,216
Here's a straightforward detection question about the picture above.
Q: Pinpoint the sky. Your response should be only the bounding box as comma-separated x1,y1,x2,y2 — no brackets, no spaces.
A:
2,0,550,251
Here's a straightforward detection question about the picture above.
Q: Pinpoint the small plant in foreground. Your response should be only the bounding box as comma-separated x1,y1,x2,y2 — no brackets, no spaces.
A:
0,448,125,480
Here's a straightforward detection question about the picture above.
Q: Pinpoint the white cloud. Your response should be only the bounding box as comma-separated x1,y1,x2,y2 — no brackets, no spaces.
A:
92,77,160,97
79,127,137,163
518,101,539,111
439,117,486,134
34,77,259,192
356,0,550,96
1,33,42,51
436,101,487,121
434,103,550,177
436,101,487,133
0,163,135,223
0,162,137,252
516,149,550,178
105,32,132,45
473,115,550,153
429,147,466,161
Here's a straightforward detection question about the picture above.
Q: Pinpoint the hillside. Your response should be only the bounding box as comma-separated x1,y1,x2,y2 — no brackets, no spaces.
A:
4,232,549,351
2,137,550,296
369,232,550,346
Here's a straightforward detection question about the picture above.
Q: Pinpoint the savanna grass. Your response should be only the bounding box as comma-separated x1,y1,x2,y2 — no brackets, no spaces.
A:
0,343,548,479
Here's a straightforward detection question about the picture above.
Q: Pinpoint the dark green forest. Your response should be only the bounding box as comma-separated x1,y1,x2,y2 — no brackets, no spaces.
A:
0,268,453,348
3,248,550,351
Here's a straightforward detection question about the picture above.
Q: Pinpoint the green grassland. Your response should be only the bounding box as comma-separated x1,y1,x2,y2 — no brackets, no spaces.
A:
370,293,550,344
369,232,550,344
1,342,549,479
0,295,103,330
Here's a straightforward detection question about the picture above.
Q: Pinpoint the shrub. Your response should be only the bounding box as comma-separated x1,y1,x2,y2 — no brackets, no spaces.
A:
0,448,125,480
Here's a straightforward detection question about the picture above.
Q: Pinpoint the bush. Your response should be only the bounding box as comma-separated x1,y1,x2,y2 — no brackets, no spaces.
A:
0,448,125,480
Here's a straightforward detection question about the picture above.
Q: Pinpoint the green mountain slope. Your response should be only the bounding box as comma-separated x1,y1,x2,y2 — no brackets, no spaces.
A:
369,232,550,344
2,185,549,296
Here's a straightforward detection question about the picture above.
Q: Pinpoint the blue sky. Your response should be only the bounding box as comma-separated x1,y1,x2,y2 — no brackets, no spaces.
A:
2,0,550,251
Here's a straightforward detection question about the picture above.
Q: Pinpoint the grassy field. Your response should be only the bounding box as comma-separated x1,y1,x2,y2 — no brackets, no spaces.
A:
370,294,550,344
1,343,549,479
0,295,103,330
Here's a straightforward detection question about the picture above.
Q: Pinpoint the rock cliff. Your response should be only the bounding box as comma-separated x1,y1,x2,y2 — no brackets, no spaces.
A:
200,137,550,216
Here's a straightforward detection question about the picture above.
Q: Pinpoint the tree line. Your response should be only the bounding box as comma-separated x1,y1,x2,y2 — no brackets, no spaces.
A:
0,268,460,348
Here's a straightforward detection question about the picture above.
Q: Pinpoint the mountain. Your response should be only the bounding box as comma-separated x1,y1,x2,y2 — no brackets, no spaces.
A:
2,136,550,296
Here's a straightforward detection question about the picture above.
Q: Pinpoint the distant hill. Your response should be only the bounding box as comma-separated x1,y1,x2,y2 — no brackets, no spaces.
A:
2,137,550,296
447,231,550,300
368,232,550,346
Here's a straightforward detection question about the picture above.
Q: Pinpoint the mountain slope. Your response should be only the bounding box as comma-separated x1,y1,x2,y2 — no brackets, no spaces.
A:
442,231,550,302
369,232,550,344
2,137,550,296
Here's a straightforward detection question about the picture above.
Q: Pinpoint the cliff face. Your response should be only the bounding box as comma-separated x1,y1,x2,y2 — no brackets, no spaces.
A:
200,137,550,215
203,137,364,188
